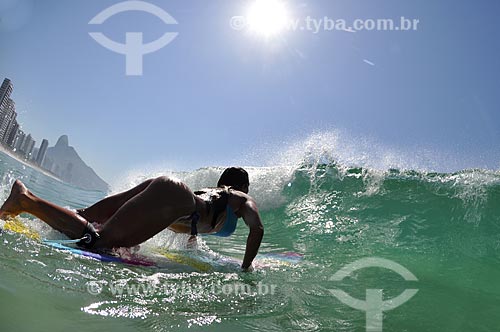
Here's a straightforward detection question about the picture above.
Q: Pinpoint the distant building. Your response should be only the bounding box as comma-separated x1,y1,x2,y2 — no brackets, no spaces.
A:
0,79,13,107
0,98,16,142
6,122,19,148
26,139,36,159
36,139,49,166
4,114,18,145
0,79,15,142
0,79,21,150
20,133,31,154
14,130,25,151
21,134,35,158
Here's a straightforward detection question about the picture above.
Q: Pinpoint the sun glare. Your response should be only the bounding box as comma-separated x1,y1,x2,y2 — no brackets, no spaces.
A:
246,0,290,37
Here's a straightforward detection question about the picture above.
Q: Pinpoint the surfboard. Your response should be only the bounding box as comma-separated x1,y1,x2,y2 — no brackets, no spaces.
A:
1,217,303,271
2,217,156,266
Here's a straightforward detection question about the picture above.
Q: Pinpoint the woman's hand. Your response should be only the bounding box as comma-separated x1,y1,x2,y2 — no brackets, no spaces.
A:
187,235,197,249
241,264,254,272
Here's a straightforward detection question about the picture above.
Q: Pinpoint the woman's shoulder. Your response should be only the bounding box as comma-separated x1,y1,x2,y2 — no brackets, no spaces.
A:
228,188,254,207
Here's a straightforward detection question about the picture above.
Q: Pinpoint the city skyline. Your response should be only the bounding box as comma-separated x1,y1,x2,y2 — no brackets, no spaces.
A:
0,78,83,182
0,78,48,165
0,77,107,191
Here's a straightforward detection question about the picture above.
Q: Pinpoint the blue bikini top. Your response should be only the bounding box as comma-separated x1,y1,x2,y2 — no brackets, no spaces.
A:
210,205,239,237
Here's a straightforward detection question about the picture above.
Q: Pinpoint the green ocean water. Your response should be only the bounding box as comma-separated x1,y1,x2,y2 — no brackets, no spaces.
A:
0,150,499,332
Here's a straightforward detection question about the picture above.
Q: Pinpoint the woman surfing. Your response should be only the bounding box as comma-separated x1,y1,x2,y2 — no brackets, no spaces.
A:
0,167,263,271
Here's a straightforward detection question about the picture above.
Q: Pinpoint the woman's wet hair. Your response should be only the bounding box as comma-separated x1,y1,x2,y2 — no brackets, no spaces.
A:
217,167,249,190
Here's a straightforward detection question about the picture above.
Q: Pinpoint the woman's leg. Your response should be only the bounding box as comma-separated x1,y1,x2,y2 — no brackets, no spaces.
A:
94,176,197,248
0,180,88,239
0,177,198,248
77,179,154,224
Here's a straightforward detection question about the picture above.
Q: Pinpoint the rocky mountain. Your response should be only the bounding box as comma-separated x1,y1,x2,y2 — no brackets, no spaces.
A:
42,135,109,192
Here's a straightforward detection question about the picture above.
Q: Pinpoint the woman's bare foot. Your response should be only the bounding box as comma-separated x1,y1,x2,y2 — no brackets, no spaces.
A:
0,180,29,219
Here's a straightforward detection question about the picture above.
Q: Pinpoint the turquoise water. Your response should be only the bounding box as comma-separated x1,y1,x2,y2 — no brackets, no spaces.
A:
0,149,499,332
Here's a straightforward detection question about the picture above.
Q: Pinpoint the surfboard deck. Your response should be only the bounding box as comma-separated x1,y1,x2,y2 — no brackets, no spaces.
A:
1,217,303,271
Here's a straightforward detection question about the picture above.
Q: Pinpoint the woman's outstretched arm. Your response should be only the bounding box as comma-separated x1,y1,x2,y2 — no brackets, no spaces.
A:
239,199,264,271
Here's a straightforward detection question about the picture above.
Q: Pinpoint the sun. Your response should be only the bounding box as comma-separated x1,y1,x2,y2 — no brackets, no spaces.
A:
245,0,290,37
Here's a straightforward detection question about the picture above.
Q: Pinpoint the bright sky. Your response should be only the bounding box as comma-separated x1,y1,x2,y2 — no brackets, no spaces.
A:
0,0,499,183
